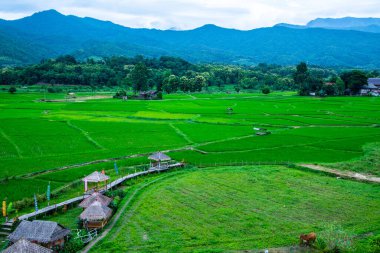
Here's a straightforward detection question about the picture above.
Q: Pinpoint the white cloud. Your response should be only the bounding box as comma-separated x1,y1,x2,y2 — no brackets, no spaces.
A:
1,0,380,30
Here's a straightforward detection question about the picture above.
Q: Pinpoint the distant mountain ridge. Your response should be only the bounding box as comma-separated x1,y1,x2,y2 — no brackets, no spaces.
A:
1,10,380,68
277,17,380,33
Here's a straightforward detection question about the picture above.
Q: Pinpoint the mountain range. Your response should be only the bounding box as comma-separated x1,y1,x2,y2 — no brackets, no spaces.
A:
1,10,380,68
277,17,380,33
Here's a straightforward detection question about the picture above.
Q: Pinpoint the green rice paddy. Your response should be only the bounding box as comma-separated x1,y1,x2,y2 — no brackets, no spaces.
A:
1,92,380,204
1,91,380,251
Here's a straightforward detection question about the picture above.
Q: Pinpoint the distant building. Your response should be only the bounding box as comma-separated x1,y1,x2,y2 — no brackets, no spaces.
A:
138,90,159,100
360,78,380,96
8,220,70,249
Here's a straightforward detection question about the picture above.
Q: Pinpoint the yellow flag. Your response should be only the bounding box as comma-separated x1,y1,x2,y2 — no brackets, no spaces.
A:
2,201,6,217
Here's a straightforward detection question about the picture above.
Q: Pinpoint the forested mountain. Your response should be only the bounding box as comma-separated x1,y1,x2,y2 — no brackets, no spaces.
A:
307,17,380,33
1,10,380,67
277,17,380,33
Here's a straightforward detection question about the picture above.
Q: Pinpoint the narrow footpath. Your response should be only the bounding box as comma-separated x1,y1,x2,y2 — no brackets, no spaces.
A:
299,164,380,183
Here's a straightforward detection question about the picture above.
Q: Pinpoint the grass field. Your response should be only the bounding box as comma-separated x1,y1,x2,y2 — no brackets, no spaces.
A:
89,166,380,252
1,92,379,206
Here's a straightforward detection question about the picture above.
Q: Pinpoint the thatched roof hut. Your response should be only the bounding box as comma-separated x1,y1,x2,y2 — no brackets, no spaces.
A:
80,201,112,221
82,171,110,183
80,201,113,229
3,239,53,253
148,152,171,161
8,220,70,244
79,192,112,208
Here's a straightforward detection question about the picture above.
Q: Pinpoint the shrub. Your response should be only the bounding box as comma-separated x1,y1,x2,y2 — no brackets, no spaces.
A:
156,91,163,100
105,189,126,199
59,236,84,253
368,234,380,253
262,86,270,94
315,224,354,253
8,87,17,94
113,90,127,99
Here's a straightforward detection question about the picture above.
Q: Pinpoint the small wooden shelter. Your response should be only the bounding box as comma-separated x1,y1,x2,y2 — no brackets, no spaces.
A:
148,152,171,170
3,239,53,253
82,171,110,192
8,220,70,249
79,192,112,209
80,201,112,229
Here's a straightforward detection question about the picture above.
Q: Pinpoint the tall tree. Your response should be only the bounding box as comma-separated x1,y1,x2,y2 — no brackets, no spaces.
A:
130,62,149,93
340,70,367,94
293,62,309,85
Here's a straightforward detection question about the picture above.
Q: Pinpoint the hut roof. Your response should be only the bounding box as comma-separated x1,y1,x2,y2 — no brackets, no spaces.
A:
3,239,53,253
79,192,112,208
80,201,112,221
82,171,110,183
148,152,171,161
368,78,380,86
8,220,70,244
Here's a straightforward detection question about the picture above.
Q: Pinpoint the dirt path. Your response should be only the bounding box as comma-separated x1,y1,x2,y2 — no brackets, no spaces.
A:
39,95,112,102
81,173,175,253
299,164,380,183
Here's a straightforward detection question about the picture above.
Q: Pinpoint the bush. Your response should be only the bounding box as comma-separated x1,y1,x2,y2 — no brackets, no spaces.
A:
105,189,126,199
76,217,83,229
59,236,84,253
262,86,270,94
368,234,380,253
47,87,63,93
315,224,354,253
156,91,163,100
113,90,127,99
8,87,17,94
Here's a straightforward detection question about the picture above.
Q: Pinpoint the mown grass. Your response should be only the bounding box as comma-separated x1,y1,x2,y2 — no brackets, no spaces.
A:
90,166,380,252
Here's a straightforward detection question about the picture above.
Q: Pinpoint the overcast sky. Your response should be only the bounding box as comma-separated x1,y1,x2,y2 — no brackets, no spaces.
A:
1,0,380,30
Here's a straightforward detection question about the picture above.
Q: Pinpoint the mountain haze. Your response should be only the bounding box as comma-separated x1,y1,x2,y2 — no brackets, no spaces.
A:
1,10,380,67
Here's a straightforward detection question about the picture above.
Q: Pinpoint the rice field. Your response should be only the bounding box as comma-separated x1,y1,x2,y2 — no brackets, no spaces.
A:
1,91,380,204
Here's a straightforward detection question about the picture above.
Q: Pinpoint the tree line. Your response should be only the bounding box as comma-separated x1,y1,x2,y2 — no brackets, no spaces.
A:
294,62,379,96
0,55,378,95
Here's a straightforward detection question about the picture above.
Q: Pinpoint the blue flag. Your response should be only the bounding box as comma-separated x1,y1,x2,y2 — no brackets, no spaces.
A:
114,162,119,175
47,182,51,203
34,194,38,212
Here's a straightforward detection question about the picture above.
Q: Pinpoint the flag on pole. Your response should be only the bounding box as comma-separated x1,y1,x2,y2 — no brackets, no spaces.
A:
2,201,6,217
47,182,51,205
114,162,119,175
7,202,13,216
34,194,38,212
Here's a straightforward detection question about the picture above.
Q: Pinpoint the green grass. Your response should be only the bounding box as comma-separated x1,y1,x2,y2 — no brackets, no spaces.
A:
327,142,380,176
1,91,380,205
90,166,380,252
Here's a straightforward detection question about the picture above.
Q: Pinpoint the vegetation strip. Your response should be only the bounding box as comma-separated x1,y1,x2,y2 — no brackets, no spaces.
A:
299,164,380,183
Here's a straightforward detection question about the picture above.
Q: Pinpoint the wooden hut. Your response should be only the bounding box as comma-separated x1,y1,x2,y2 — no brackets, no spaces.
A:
148,152,171,170
82,171,110,193
8,220,70,249
3,239,53,253
80,201,112,229
79,192,112,209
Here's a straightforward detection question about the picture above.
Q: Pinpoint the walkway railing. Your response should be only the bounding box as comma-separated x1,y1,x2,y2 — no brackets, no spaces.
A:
16,163,183,221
